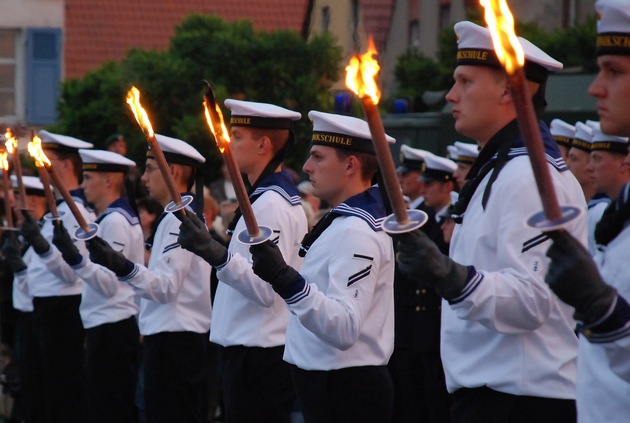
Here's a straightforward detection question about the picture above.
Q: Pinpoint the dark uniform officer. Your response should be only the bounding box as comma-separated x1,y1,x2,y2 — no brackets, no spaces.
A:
389,146,452,423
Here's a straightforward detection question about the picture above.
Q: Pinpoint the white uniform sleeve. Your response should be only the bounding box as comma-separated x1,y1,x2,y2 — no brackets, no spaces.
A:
38,203,92,283
600,336,630,383
13,268,30,297
286,226,383,350
121,217,195,303
217,196,303,307
72,214,139,297
450,174,586,334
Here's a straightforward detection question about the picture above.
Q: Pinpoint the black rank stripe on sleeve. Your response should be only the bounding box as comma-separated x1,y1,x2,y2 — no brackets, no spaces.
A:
521,233,550,253
347,265,372,287
163,242,180,254
352,253,374,261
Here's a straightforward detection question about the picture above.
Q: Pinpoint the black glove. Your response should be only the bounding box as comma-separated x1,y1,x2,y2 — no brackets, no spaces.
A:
545,230,616,324
20,213,49,254
250,240,302,296
87,236,135,277
52,221,82,266
2,232,27,273
393,229,470,301
177,212,228,267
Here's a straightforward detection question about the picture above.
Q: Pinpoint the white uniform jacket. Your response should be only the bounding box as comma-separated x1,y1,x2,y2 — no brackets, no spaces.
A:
121,201,212,336
12,248,35,312
31,190,96,297
579,185,630,423
281,187,395,371
70,198,144,328
446,123,587,399
211,170,307,347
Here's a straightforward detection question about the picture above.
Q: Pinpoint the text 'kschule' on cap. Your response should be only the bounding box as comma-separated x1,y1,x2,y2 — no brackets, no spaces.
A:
308,110,395,154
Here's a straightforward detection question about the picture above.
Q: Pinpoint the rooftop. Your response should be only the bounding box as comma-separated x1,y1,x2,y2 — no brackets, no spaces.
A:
64,0,309,78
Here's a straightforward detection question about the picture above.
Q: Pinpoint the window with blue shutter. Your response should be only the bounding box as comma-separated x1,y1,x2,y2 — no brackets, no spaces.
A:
26,28,62,125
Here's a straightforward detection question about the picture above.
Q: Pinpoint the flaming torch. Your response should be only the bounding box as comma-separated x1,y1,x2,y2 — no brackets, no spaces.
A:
126,86,192,214
481,0,580,230
345,37,427,233
27,135,98,240
4,129,27,209
27,136,60,220
202,81,271,244
0,149,14,228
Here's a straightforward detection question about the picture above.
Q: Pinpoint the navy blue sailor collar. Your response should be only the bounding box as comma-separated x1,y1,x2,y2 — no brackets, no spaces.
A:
250,169,301,206
331,186,386,232
96,197,140,226
505,120,568,172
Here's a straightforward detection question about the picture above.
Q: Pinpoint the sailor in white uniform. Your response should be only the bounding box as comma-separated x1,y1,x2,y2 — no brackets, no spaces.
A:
545,1,630,422
394,21,587,423
177,99,306,423
452,141,479,190
19,130,96,423
550,118,574,162
86,135,212,423
589,128,630,250
51,149,143,423
2,175,49,423
249,111,396,423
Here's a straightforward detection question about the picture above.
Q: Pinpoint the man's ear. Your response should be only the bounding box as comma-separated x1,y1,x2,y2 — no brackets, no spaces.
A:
345,155,360,176
257,135,272,155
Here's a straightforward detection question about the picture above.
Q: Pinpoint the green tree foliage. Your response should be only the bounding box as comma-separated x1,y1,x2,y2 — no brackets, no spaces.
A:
53,15,342,181
394,15,597,112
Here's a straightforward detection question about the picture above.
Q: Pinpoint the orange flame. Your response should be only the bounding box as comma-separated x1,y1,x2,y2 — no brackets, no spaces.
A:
27,135,51,168
345,36,381,105
126,86,155,138
4,129,17,155
203,98,230,154
480,0,524,74
0,150,8,172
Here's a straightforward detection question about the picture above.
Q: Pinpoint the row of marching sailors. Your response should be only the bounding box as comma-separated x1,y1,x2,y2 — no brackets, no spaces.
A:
1,97,406,423
6,6,630,423
549,117,630,256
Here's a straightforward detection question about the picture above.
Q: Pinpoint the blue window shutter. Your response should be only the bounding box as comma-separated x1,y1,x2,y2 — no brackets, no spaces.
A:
26,28,62,125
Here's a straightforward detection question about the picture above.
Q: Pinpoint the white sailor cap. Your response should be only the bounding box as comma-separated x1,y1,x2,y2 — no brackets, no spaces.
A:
454,141,479,164
308,110,395,154
595,0,630,56
550,119,575,149
147,134,205,166
79,149,136,173
446,145,458,161
39,130,93,152
420,153,457,182
454,21,563,83
397,144,431,174
591,127,629,154
10,175,50,196
225,99,301,129
571,122,594,152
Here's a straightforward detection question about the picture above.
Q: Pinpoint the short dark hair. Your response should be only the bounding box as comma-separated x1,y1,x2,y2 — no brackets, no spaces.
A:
103,133,124,148
250,128,290,155
334,149,379,182
48,150,82,180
